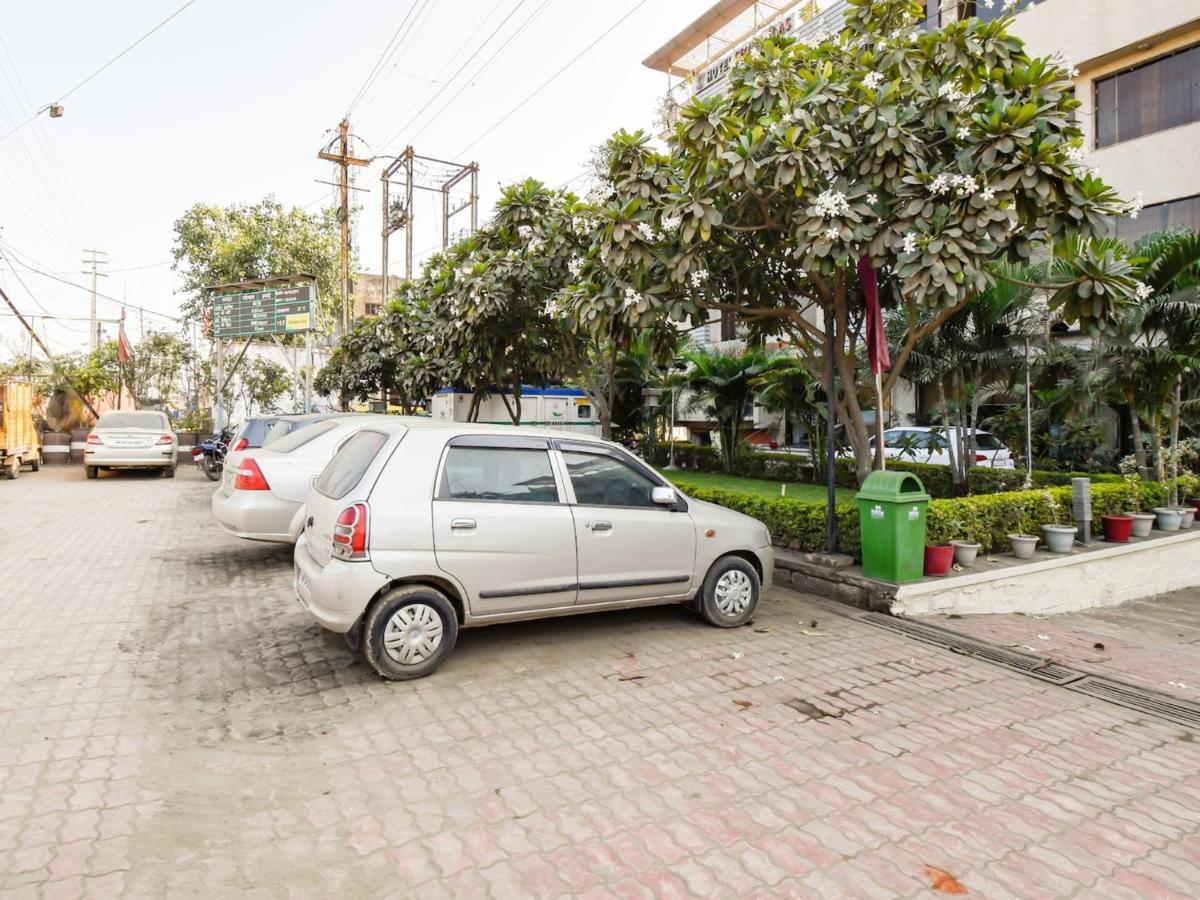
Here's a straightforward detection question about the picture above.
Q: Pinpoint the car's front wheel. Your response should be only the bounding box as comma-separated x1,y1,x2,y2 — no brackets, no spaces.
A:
698,556,760,628
362,586,458,680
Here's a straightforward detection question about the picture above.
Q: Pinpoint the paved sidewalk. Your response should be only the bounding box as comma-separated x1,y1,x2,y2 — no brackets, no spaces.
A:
1,467,1199,897
941,590,1200,702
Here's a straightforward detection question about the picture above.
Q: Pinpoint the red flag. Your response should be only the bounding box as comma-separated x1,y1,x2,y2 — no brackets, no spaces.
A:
117,307,132,364
858,256,890,375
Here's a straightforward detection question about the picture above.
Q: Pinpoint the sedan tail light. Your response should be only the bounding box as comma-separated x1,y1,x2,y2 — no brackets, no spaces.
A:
233,437,248,451
332,503,369,561
234,459,270,491
974,454,987,462
157,434,173,445
86,433,101,445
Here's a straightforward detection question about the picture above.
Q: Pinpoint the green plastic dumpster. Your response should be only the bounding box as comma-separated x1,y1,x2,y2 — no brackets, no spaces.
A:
856,470,931,583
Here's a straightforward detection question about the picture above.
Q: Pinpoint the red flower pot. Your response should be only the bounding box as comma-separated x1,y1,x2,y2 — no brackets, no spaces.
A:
1101,514,1134,543
1189,499,1200,513
924,544,954,577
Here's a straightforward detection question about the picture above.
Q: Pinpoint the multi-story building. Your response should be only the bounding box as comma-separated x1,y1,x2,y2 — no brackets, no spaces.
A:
351,273,403,322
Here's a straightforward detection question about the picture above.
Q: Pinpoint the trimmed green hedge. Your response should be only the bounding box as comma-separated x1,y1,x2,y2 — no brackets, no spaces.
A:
657,442,1128,500
676,476,1199,560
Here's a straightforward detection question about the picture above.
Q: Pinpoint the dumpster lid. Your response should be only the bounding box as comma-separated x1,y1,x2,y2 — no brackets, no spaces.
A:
856,469,931,503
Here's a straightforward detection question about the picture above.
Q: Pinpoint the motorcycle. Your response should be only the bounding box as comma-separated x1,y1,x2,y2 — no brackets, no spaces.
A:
193,425,233,482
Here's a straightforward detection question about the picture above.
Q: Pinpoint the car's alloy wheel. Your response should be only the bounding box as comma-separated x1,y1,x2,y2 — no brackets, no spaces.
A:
363,586,458,680
699,556,760,628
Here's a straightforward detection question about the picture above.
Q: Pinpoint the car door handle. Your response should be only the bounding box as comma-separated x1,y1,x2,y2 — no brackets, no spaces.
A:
450,518,476,530
588,521,612,532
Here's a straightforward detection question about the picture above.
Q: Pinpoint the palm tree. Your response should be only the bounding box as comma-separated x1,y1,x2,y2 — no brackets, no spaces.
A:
750,356,826,482
675,347,785,473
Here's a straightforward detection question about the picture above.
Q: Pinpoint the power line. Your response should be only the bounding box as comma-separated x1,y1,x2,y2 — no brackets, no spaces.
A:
344,0,424,119
0,0,201,144
458,0,648,157
0,241,181,324
353,0,439,124
377,0,535,154
409,0,554,146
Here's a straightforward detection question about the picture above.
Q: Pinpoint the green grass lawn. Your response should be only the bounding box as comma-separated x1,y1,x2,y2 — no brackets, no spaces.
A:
656,468,856,503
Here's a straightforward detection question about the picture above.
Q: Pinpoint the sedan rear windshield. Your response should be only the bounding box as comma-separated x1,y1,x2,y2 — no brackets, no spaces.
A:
974,433,1004,451
266,420,338,454
315,430,389,499
98,412,167,430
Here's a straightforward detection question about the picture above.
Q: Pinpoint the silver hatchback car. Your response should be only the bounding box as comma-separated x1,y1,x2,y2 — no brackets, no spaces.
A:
294,417,774,680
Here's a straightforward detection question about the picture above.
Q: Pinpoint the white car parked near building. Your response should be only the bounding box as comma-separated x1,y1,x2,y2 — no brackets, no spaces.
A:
294,417,774,680
874,426,1015,469
84,410,178,479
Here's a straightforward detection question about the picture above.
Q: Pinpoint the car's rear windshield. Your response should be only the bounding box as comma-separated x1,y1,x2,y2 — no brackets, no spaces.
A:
237,418,278,448
315,430,389,499
266,420,338,454
98,412,166,430
974,433,1004,450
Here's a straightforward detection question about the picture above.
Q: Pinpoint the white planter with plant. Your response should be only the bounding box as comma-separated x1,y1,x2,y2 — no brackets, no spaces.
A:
951,540,981,567
1171,506,1195,529
1152,507,1182,532
1123,473,1155,537
1040,489,1076,553
1007,534,1039,559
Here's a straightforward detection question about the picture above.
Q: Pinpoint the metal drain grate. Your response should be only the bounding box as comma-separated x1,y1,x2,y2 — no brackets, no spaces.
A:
1066,677,1200,730
859,613,1084,685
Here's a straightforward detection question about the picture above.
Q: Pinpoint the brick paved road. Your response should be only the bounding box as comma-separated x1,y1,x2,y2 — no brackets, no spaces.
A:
2,467,1199,898
934,593,1200,702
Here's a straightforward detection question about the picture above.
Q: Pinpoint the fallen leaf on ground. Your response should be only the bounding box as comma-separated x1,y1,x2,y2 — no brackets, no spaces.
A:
616,675,647,682
924,865,968,894
753,627,770,633
1093,642,1105,650
801,630,827,636
810,619,819,628
733,699,754,710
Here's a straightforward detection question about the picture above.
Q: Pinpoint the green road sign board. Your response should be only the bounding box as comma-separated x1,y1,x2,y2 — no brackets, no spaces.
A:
212,285,315,338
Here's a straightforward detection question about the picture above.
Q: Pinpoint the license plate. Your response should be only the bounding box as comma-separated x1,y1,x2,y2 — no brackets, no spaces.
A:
112,439,146,448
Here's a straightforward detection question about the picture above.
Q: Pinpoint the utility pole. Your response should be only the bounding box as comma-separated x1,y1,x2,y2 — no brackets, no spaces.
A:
82,248,107,350
381,147,478,285
318,120,369,333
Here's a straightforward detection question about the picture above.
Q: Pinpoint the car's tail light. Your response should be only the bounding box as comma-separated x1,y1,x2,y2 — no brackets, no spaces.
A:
234,459,270,491
332,503,369,560
157,434,173,445
86,433,100,445
975,454,987,462
233,437,248,451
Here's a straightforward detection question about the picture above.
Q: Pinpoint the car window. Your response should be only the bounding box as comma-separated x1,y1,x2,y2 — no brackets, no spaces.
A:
315,430,388,499
267,420,338,453
98,411,166,430
974,433,1004,451
437,447,559,503
563,451,660,508
882,430,908,449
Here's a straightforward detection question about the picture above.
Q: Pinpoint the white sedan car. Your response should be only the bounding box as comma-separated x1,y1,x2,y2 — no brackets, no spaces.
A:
211,417,372,543
84,410,178,479
874,427,1015,469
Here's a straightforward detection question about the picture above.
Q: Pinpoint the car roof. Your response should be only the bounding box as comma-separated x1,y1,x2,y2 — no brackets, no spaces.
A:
334,413,612,446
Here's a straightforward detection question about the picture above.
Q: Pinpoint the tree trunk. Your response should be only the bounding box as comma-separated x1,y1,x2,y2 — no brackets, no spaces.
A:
1151,411,1165,484
467,392,482,422
1127,392,1147,473
498,382,522,426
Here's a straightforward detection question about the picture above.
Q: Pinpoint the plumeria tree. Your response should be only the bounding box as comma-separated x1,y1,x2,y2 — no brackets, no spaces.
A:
565,0,1140,483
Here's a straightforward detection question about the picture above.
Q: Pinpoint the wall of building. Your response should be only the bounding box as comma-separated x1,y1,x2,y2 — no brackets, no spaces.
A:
1011,5,1200,208
352,274,403,321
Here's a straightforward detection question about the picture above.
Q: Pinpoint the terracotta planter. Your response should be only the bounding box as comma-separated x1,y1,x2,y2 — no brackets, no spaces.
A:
1152,507,1182,532
1100,514,1134,543
923,544,954,577
1041,524,1077,554
951,540,980,568
1008,534,1039,559
1125,512,1155,538
1172,507,1196,529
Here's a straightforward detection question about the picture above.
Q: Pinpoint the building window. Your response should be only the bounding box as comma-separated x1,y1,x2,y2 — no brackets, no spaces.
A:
365,303,381,317
958,0,1034,24
576,404,591,419
1113,194,1200,243
1095,43,1200,148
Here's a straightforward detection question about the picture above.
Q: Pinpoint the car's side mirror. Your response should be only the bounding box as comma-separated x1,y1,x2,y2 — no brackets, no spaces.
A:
651,486,677,506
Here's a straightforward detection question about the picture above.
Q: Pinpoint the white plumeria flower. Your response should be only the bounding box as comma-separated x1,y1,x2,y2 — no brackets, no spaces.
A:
815,189,852,218
863,72,884,90
568,257,585,277
824,227,840,241
1003,0,1020,10
980,186,997,203
929,174,951,196
983,0,995,7
637,222,655,241
1129,191,1145,220
1066,145,1086,163
902,232,920,254
866,193,878,205
517,225,533,240
957,126,970,140
689,269,708,288
662,214,682,232
953,174,978,196
1136,282,1153,300
622,287,640,309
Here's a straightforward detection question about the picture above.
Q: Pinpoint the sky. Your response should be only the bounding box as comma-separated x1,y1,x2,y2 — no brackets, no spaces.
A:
0,0,713,360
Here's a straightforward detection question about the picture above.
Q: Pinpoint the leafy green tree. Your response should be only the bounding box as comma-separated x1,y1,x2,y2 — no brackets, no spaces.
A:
238,357,290,416
566,0,1137,483
171,197,340,327
125,331,194,406
674,348,785,473
750,355,828,481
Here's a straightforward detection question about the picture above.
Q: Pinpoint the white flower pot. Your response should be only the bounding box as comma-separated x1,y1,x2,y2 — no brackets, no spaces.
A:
1041,524,1077,554
1152,507,1182,532
1125,512,1155,537
1008,534,1038,559
951,541,980,567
